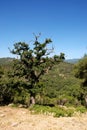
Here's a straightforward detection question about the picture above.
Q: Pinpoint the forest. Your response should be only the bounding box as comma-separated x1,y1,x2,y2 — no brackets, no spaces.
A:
0,36,87,117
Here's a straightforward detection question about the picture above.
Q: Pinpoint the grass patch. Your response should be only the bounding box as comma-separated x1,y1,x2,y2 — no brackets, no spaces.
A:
29,105,87,117
76,106,87,113
29,105,76,117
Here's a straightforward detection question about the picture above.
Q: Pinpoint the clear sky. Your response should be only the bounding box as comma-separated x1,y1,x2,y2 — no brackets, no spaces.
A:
0,0,87,59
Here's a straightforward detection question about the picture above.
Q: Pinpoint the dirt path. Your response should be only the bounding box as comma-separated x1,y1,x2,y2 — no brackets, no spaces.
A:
0,106,87,130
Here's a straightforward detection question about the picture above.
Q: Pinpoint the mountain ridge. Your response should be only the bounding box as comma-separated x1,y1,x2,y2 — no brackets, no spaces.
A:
0,57,80,65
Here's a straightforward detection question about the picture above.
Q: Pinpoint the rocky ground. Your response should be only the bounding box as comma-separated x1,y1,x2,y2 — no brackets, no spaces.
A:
0,106,87,130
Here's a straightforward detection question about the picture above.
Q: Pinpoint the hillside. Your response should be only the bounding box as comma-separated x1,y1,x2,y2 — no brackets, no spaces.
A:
65,59,80,64
0,57,82,106
40,61,81,106
0,57,14,65
0,57,79,64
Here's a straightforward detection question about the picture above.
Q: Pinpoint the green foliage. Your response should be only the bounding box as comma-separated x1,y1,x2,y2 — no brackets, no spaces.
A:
0,57,82,107
0,58,14,65
0,77,13,105
0,66,4,78
76,106,87,113
74,55,87,87
40,62,82,106
13,89,30,105
30,104,87,117
35,95,57,106
1,37,86,108
53,53,65,62
10,38,54,97
30,105,75,117
9,35,65,107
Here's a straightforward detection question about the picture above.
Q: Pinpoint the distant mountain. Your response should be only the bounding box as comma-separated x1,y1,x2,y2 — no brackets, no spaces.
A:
0,57,15,65
65,58,80,64
0,57,80,65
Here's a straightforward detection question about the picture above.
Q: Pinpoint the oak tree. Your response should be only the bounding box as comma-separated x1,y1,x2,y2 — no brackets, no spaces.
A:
10,36,54,105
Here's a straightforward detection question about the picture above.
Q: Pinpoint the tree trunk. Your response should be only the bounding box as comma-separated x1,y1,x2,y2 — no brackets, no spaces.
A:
30,96,35,107
85,95,87,108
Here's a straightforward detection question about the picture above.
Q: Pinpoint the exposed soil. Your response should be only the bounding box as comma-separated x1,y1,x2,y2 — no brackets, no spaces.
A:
0,106,87,130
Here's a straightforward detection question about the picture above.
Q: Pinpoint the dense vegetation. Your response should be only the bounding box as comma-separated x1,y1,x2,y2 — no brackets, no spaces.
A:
0,36,87,116
0,57,86,107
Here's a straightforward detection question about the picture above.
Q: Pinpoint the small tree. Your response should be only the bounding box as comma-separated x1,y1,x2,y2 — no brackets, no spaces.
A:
53,53,65,62
0,65,13,105
74,55,87,88
10,35,65,106
0,66,4,78
10,36,53,105
74,55,87,106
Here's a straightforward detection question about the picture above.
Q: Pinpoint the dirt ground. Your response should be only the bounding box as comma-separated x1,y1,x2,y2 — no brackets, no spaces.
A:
0,106,87,130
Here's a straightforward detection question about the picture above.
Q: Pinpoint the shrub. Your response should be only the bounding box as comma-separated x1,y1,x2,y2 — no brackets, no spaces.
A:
29,105,75,117
76,106,87,113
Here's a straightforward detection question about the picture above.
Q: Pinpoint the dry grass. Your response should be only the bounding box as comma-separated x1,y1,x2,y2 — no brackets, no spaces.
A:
0,106,87,130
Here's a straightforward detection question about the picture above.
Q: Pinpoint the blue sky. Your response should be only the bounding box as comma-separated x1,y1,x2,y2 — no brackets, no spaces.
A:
0,0,87,59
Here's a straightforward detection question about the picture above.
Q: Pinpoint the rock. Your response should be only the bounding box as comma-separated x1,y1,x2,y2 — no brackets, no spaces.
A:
8,103,14,107
0,114,5,117
11,122,21,127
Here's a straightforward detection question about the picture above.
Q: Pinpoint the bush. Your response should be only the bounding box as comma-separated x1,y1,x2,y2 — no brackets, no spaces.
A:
76,106,87,113
13,89,30,106
29,105,75,117
35,95,57,106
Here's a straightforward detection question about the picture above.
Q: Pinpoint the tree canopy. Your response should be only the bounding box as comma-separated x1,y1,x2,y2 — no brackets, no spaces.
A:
10,36,65,105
